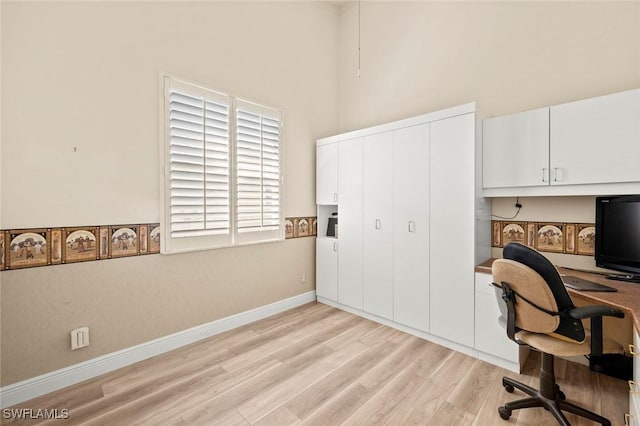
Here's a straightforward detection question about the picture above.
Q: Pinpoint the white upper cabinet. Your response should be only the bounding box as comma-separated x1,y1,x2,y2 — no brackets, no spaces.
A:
483,88,640,196
483,108,549,189
316,142,338,204
550,88,640,186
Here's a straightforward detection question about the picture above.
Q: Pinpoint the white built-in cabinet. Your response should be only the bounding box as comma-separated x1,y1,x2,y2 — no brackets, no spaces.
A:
483,107,549,189
474,272,521,372
337,138,364,310
550,89,640,186
315,142,339,302
483,88,640,197
629,327,640,426
315,238,338,301
393,124,430,331
429,114,476,347
363,132,394,319
316,143,338,204
316,103,480,354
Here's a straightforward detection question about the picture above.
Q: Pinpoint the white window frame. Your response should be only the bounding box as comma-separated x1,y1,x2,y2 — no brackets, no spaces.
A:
160,75,284,254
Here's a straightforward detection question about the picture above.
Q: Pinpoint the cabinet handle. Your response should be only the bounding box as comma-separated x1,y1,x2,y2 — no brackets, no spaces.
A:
553,167,563,182
542,168,549,182
408,221,415,233
625,413,633,426
333,193,338,202
333,241,337,252
375,219,382,230
630,380,639,395
630,344,638,355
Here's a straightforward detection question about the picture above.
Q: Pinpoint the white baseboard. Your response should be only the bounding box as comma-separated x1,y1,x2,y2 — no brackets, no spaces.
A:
0,291,316,409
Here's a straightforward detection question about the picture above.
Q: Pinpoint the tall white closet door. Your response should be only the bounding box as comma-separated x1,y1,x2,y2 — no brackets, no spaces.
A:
429,113,475,347
338,138,364,310
393,123,430,331
363,132,394,320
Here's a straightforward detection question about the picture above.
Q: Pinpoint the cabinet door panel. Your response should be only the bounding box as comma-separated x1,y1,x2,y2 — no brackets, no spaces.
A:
316,238,338,301
316,143,338,204
430,113,475,347
551,89,640,185
338,138,364,310
393,123,430,331
631,327,640,426
363,132,394,320
474,273,518,362
483,108,549,188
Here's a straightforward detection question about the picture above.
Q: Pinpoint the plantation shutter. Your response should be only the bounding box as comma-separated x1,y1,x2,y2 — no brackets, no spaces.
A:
164,78,231,252
162,77,284,253
235,100,283,244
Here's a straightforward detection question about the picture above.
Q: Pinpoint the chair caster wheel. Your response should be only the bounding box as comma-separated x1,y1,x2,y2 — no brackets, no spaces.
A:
498,406,512,420
503,384,514,393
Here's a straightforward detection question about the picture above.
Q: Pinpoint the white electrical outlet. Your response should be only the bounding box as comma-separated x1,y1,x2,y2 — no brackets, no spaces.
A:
71,327,90,350
301,273,307,283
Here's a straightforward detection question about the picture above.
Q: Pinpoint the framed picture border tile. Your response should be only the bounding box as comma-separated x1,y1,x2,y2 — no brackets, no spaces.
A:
501,221,527,247
110,225,140,258
5,228,51,270
62,226,100,264
576,223,596,256
535,222,565,254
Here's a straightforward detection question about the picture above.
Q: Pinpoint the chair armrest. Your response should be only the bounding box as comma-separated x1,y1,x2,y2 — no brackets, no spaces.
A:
568,305,623,356
568,305,624,320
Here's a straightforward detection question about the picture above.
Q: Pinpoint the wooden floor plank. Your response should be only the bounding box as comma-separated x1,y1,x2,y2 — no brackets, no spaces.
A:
285,341,398,421
177,344,343,425
238,341,369,424
4,303,628,426
252,406,300,426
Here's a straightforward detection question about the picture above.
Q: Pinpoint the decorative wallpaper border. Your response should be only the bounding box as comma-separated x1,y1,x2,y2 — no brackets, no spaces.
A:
0,224,160,271
285,217,317,239
492,220,595,256
0,217,317,271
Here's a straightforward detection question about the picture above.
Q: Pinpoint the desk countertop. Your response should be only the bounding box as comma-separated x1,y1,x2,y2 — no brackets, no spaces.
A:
476,258,640,332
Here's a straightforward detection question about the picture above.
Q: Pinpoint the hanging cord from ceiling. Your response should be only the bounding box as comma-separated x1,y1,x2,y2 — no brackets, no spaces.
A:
357,0,361,78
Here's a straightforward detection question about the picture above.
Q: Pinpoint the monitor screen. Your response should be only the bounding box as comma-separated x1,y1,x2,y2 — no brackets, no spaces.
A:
595,195,640,276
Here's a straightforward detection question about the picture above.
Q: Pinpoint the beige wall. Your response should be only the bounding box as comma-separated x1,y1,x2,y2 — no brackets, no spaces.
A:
337,1,640,270
337,1,640,132
1,1,338,385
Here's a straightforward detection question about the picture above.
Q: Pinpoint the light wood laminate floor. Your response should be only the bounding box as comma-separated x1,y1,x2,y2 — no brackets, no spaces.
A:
3,302,628,425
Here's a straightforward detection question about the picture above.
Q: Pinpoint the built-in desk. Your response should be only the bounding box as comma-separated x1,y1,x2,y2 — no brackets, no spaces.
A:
476,258,640,332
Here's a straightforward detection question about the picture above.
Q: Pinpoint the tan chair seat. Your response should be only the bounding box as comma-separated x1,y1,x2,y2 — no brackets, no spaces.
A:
515,329,624,357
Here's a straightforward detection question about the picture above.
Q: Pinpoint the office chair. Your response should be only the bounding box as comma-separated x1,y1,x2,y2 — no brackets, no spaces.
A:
492,243,624,426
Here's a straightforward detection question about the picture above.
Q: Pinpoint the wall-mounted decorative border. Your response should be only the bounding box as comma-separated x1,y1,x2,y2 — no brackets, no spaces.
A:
492,220,595,256
0,217,317,271
0,224,160,271
285,217,317,239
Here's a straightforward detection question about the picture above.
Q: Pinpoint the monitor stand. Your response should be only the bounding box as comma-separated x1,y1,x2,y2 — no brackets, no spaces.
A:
606,273,640,283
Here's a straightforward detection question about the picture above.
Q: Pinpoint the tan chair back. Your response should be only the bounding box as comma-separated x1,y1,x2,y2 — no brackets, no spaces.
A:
492,259,560,334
